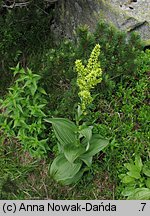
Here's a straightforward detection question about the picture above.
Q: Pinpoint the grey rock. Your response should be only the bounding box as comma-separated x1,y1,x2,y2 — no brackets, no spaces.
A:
52,0,150,44
108,0,150,42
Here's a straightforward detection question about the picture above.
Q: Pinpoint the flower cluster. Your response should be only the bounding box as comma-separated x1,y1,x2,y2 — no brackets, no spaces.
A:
75,44,102,111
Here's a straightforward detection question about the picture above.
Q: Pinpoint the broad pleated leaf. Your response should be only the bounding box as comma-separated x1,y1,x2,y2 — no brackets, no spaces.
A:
64,144,85,163
79,126,93,151
45,118,77,146
127,188,150,200
50,154,82,185
81,134,109,158
79,154,93,167
61,169,84,185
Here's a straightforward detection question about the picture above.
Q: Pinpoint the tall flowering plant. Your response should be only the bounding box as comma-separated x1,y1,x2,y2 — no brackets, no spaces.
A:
45,44,109,185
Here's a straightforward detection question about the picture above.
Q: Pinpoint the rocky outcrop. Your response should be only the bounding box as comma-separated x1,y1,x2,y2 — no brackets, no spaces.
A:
108,0,150,43
52,0,150,44
52,0,103,38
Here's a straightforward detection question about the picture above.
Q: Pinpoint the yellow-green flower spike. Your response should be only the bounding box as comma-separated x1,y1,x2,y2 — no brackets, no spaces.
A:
75,44,102,112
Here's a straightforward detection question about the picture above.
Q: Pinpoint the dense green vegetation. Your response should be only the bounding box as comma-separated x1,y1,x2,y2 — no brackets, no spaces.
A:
0,4,150,199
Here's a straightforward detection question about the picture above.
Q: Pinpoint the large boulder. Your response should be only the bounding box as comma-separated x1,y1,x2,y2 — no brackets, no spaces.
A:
107,0,150,43
52,0,150,44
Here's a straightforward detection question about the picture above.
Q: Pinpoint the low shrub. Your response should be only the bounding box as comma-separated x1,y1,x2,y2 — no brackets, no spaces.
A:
0,64,49,157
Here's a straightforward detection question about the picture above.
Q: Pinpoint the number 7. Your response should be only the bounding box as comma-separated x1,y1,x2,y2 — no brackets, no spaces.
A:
141,203,146,211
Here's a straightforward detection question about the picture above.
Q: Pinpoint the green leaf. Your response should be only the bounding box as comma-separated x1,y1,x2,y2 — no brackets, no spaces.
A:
27,68,33,76
79,126,93,151
122,187,136,197
118,174,126,180
79,154,93,167
50,154,82,185
38,87,47,95
16,75,28,83
45,118,77,146
13,119,20,128
146,178,150,189
11,63,20,75
30,84,37,96
121,176,135,184
79,126,93,142
143,161,150,177
63,169,84,185
64,144,85,163
127,169,141,179
17,104,23,113
76,105,83,122
38,139,49,152
127,188,150,200
135,155,143,172
81,134,109,158
124,162,135,171
24,79,32,89
125,163,141,179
